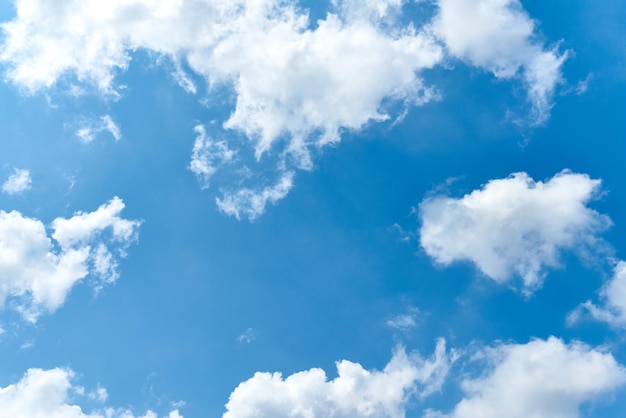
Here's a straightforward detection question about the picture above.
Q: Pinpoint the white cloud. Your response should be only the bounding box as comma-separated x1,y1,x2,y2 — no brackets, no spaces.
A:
386,305,421,332
216,171,295,221
570,261,626,327
2,168,32,195
1,1,441,153
1,0,441,168
236,328,256,344
431,0,569,124
334,0,407,23
215,12,442,166
223,340,454,418
88,386,108,403
76,115,121,143
0,197,141,321
50,196,140,248
426,337,626,418
419,171,610,293
1,0,570,218
0,367,182,418
188,125,235,190
387,314,417,332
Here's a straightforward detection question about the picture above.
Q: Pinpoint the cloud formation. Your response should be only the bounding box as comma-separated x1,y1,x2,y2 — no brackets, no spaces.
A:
419,171,610,292
570,261,626,327
431,0,568,124
0,197,141,321
216,171,295,221
223,340,454,417
2,168,32,194
0,0,570,218
188,125,235,190
76,115,121,143
0,367,183,418
426,337,625,418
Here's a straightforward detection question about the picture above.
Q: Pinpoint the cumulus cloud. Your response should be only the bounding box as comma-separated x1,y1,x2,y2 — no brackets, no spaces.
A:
426,337,626,418
188,125,235,189
334,0,407,24
0,197,141,321
0,367,182,418
1,0,570,217
570,261,626,327
1,1,441,154
431,0,569,124
223,340,454,417
419,171,610,292
2,168,32,194
76,115,121,143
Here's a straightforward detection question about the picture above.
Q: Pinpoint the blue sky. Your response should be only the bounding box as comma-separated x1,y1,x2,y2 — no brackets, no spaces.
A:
0,0,625,417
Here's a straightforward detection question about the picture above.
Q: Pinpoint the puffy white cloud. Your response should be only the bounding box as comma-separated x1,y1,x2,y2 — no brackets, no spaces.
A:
2,168,32,194
426,337,626,418
2,0,570,218
0,367,182,418
216,13,442,165
76,115,121,143
1,1,441,154
188,125,235,190
570,261,626,327
0,197,140,321
431,0,569,124
419,171,610,292
223,340,454,418
50,196,139,248
216,171,295,221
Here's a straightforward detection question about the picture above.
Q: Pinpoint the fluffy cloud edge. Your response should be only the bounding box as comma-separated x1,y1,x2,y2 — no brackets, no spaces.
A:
0,367,183,418
0,197,141,322
419,170,610,293
0,0,574,220
223,339,455,417
2,168,32,194
431,0,569,125
569,261,626,328
425,336,626,418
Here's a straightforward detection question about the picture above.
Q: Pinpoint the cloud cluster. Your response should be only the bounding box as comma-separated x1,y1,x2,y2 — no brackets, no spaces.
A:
2,168,32,195
0,197,141,321
419,171,610,292
427,337,625,418
0,367,182,418
0,0,569,218
223,340,454,417
1,0,441,153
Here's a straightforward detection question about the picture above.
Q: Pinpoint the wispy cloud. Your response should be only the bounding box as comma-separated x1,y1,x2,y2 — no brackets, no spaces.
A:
76,115,121,143
236,328,256,344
